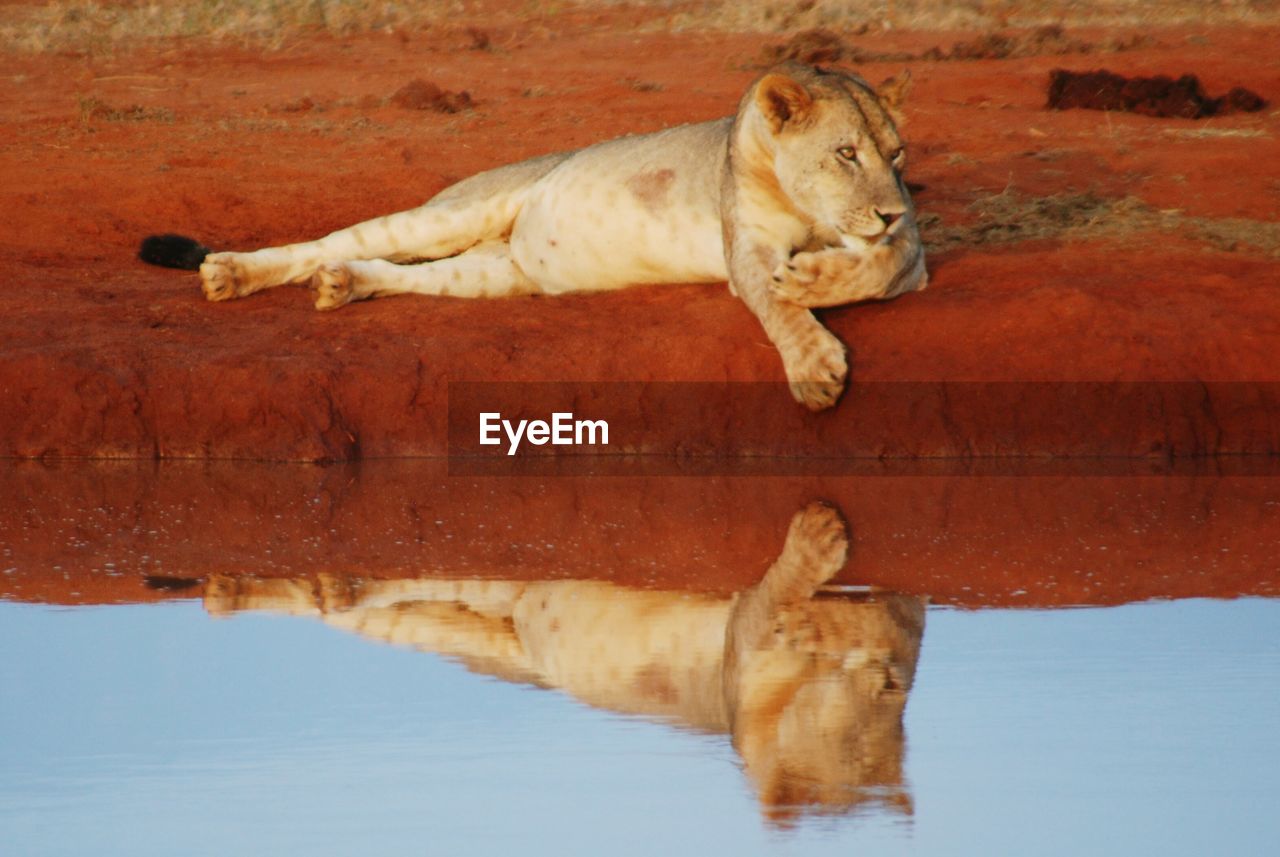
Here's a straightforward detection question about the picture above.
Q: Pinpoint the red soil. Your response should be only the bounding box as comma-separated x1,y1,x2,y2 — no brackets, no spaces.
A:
1,20,1278,460
2,460,1277,609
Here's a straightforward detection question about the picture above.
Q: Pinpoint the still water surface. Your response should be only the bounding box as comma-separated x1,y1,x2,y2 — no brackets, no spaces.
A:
4,598,1278,854
2,464,1278,855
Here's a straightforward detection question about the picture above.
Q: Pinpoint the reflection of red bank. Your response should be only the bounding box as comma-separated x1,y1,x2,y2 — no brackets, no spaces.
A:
2,461,1276,609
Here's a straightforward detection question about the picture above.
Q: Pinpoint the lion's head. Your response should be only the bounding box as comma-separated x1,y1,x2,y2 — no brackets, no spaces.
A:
729,593,926,825
751,63,916,249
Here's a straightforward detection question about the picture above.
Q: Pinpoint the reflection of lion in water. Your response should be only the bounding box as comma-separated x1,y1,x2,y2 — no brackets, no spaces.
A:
204,502,925,823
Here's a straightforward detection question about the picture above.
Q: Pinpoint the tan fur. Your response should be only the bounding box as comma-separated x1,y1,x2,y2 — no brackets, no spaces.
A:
197,63,926,410
203,502,925,821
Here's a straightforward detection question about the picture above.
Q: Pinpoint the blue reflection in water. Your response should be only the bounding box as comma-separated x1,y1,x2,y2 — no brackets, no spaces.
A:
1,598,1278,856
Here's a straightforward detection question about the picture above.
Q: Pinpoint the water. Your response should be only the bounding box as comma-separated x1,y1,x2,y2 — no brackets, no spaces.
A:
1,463,1278,855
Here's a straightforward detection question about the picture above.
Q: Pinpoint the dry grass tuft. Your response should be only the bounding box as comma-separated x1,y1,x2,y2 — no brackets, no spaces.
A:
7,1,1280,54
1,1,462,53
673,0,1280,32
758,24,1150,67
78,95,174,124
922,188,1280,257
1161,127,1270,139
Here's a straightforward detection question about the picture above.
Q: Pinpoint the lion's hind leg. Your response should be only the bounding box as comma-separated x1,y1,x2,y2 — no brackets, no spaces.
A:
198,197,514,303
310,240,539,310
195,154,568,304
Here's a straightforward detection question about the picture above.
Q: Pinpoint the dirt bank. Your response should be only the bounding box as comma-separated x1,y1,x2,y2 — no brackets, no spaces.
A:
1,16,1278,460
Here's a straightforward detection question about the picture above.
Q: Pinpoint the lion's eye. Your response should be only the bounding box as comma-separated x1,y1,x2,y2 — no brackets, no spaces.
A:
836,145,858,161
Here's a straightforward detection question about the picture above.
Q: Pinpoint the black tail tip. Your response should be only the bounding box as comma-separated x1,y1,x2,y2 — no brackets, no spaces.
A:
143,575,203,592
139,234,211,270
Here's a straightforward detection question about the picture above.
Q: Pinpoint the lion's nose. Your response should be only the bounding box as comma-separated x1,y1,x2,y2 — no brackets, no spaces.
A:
876,209,903,229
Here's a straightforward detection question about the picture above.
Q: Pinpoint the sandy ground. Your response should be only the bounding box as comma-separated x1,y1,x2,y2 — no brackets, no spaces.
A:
1,11,1279,459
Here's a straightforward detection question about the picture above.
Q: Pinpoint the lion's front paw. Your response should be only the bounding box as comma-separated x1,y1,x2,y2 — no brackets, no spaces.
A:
784,331,848,411
770,251,822,304
199,254,247,302
787,501,850,575
310,262,355,311
770,249,863,307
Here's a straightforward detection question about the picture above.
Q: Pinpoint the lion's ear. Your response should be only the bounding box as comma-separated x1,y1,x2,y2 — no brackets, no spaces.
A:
756,72,814,133
877,70,913,125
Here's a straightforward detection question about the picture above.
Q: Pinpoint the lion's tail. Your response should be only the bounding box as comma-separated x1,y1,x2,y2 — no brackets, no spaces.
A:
138,234,211,270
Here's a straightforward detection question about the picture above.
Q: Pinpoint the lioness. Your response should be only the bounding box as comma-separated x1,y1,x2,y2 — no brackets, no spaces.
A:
141,63,926,409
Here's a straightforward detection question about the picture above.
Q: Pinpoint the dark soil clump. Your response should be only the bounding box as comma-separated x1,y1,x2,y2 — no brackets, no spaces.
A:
390,79,474,113
1047,69,1267,118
